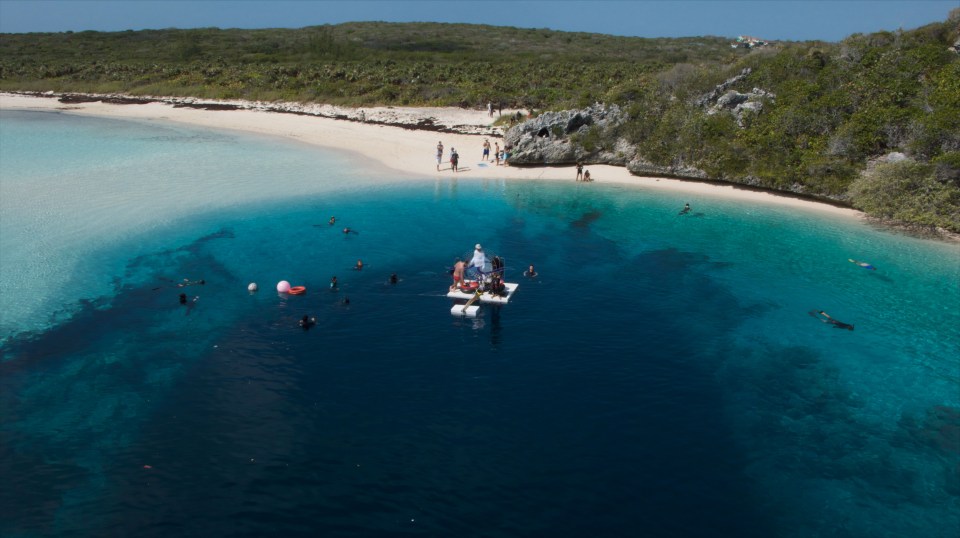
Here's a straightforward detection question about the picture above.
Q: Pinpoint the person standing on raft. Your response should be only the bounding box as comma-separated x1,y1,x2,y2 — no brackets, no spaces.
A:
451,258,465,291
467,244,487,280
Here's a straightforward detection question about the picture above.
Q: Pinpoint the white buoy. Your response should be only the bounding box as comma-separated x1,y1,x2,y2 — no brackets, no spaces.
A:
248,282,258,292
276,280,290,293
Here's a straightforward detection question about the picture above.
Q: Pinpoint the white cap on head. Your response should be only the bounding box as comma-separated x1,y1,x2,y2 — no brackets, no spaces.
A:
475,244,482,250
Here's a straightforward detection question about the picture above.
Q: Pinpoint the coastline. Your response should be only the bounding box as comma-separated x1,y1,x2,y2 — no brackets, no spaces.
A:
0,92,862,218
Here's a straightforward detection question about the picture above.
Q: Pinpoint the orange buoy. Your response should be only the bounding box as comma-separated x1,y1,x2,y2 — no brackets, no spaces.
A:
288,286,306,295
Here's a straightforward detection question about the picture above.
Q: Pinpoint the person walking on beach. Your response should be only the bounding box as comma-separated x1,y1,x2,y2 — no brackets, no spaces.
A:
488,102,493,117
482,139,491,161
576,162,583,181
436,141,444,171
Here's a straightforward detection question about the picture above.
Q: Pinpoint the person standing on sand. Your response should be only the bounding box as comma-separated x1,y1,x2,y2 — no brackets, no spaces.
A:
436,141,444,171
482,139,490,161
450,147,459,172
494,142,501,166
576,162,583,181
488,102,493,117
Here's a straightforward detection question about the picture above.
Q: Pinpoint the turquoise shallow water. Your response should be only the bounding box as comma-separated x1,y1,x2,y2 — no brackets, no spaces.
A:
1,110,958,537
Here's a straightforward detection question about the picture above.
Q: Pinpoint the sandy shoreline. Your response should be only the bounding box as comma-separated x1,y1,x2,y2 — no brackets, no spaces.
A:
0,93,862,218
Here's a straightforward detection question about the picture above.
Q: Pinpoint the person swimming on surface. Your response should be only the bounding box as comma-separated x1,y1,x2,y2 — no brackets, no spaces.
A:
389,273,398,284
341,297,350,306
177,278,205,287
354,259,364,271
524,264,538,277
329,216,336,225
330,276,338,290
179,293,188,304
811,310,854,331
849,259,876,270
299,315,317,329
679,203,691,215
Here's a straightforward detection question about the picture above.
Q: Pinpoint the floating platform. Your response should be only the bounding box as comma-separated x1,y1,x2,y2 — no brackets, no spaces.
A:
450,304,481,317
446,282,519,305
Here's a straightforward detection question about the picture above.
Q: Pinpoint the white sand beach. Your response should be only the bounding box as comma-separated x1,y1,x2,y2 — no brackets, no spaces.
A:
1,93,861,218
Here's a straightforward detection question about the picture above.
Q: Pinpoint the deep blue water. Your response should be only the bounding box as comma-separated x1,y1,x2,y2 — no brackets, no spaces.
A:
1,110,958,537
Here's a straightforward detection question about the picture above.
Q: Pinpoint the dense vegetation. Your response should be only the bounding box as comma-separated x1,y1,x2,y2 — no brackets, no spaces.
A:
610,13,960,232
1,17,958,232
0,23,739,107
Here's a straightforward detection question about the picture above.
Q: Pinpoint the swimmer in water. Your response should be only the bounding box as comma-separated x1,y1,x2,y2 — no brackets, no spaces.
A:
355,259,364,271
330,276,338,290
524,264,538,277
329,216,336,225
341,297,350,306
299,315,317,329
177,278,205,287
389,273,398,284
679,203,691,215
811,310,854,331
848,259,876,270
179,293,187,304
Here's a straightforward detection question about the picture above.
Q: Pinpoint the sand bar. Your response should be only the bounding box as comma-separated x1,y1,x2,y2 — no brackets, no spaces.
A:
1,93,861,218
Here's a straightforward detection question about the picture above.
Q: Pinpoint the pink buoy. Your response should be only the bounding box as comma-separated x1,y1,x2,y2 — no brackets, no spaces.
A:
276,280,291,293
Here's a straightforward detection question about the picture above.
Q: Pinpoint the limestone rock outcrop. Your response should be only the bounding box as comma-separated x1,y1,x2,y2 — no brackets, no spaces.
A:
503,104,631,165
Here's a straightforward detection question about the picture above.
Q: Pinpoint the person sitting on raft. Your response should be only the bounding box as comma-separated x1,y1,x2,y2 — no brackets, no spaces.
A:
300,315,317,329
812,310,854,331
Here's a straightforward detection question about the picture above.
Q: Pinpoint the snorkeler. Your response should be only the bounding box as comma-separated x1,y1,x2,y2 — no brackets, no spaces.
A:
176,278,206,287
679,203,691,215
848,259,876,270
810,310,854,331
343,227,358,235
179,293,187,304
341,297,350,306
524,264,538,277
299,315,317,329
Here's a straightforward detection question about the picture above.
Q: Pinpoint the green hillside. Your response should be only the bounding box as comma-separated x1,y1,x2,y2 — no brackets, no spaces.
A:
0,23,739,106
1,18,958,232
